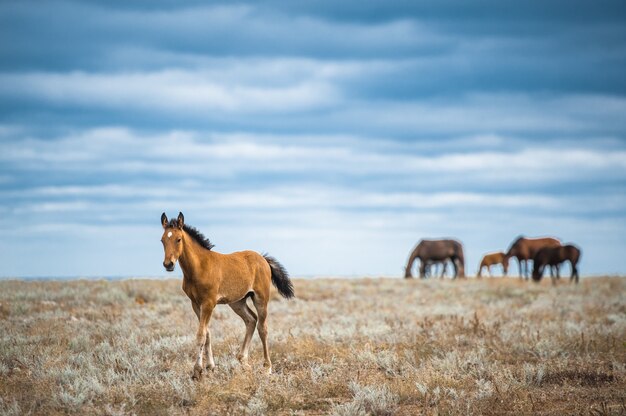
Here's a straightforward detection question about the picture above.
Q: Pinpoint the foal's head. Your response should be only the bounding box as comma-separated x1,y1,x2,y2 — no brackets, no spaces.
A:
160,212,185,272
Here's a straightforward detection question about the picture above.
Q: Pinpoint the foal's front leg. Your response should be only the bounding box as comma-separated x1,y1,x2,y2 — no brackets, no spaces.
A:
191,301,215,371
193,301,215,380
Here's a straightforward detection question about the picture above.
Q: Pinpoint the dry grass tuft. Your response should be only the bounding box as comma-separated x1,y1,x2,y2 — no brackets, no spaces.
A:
0,277,624,415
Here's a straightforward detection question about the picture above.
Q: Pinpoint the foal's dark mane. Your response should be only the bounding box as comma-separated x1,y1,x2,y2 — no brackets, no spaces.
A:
167,219,215,251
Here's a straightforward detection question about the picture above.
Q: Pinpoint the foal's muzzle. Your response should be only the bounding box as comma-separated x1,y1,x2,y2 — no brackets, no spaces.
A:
163,261,175,272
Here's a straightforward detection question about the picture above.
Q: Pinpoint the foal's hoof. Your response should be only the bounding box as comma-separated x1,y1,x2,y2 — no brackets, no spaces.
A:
205,363,216,371
192,364,203,380
263,364,272,375
236,354,251,369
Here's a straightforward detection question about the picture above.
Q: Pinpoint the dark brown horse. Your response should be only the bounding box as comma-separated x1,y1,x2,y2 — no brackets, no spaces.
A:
404,239,465,279
504,236,561,279
160,212,294,378
532,244,581,284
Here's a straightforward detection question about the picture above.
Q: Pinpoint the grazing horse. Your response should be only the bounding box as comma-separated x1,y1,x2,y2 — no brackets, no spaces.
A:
504,236,561,279
160,212,294,378
532,244,581,284
477,251,508,278
404,239,465,279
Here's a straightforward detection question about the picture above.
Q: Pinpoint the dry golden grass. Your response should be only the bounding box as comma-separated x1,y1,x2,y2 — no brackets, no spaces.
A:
0,276,625,415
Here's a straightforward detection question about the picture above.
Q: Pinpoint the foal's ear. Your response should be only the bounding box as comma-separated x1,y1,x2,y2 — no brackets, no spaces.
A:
177,212,184,229
161,212,168,229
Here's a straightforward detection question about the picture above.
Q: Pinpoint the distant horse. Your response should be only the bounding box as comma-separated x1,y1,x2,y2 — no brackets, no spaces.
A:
160,212,294,378
477,251,508,277
504,236,561,279
404,239,465,279
532,244,581,284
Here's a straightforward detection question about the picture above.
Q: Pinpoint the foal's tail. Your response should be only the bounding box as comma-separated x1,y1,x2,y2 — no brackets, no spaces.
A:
263,254,295,299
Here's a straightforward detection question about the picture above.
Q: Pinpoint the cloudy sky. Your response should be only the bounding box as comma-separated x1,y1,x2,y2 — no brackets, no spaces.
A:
1,0,625,278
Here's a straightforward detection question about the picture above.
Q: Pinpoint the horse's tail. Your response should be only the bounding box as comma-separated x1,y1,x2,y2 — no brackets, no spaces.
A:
263,254,295,299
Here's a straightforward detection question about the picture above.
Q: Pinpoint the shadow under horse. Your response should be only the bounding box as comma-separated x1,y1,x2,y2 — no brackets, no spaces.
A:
532,244,581,284
405,239,465,279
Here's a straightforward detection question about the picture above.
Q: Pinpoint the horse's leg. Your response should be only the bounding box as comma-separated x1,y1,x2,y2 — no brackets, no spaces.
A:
192,301,215,380
571,260,578,283
190,301,215,370
518,259,523,279
191,300,200,319
252,295,272,374
203,324,216,372
229,297,258,365
419,261,426,279
546,264,554,285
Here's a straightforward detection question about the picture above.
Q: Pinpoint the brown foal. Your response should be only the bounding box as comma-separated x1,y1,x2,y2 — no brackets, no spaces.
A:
160,212,294,378
477,251,508,277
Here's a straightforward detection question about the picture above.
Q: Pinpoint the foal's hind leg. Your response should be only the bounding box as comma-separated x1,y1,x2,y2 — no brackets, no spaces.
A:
229,297,258,366
252,295,272,374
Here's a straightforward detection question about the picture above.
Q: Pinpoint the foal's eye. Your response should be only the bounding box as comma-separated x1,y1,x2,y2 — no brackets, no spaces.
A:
176,238,182,243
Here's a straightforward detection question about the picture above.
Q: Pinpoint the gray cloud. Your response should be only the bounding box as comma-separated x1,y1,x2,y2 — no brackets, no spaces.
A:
2,1,625,96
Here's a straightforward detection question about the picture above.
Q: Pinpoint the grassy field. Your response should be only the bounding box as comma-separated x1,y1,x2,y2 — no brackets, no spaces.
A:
0,276,624,415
